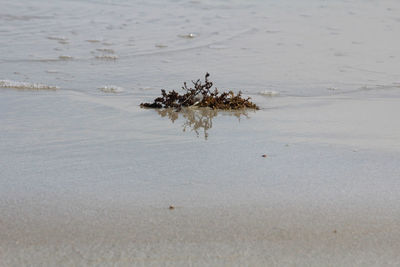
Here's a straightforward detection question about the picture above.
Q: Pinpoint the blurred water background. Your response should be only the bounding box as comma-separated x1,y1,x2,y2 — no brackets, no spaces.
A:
1,0,399,98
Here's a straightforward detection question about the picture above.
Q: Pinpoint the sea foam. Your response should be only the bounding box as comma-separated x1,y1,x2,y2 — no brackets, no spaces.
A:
95,55,118,60
0,80,59,90
259,90,279,96
99,85,124,93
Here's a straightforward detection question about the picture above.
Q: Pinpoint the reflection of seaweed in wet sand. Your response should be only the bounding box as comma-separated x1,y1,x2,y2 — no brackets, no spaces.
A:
157,107,251,139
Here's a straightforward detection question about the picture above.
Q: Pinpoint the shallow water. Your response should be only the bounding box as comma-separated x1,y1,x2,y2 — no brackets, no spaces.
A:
1,0,400,96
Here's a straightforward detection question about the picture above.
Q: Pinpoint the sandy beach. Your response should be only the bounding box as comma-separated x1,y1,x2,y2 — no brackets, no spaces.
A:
1,89,400,266
1,0,400,265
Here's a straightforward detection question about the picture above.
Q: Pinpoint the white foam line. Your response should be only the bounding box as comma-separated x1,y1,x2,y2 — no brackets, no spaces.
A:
99,85,124,93
0,80,59,90
259,90,279,96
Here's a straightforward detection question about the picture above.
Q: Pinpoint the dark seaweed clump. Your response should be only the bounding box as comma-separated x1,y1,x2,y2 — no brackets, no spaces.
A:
140,73,259,110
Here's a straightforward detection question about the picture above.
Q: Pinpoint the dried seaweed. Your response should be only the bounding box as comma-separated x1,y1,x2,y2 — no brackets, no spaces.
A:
140,73,259,110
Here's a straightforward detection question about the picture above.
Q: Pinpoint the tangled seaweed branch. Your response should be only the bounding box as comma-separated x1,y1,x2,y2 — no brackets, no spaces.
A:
140,73,259,110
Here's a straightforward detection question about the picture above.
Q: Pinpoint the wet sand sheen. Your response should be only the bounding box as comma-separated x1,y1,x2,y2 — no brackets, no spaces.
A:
1,89,400,265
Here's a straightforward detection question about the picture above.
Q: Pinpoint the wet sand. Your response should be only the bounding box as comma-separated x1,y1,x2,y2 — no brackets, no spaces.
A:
2,203,400,266
1,89,400,266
